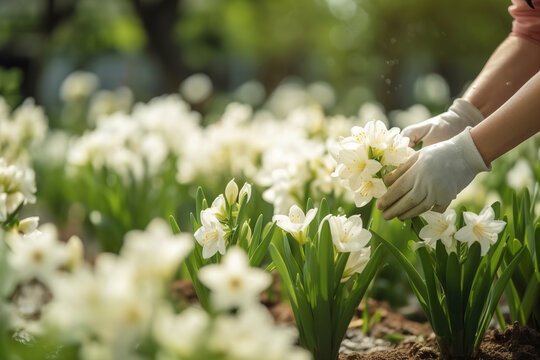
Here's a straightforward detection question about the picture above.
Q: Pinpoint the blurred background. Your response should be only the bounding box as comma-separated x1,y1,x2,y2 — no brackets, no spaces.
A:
0,0,512,117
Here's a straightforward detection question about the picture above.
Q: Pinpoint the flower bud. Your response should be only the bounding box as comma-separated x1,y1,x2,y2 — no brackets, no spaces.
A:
225,179,238,205
66,235,84,271
18,216,40,234
239,182,252,203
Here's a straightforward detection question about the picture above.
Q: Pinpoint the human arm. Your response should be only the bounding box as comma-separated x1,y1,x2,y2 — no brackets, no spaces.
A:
403,35,540,147
376,71,540,220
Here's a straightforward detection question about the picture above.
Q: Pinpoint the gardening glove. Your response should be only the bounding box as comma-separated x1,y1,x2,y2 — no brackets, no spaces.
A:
376,128,490,220
402,99,484,147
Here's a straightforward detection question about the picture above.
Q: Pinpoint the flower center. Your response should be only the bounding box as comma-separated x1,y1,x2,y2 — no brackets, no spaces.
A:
472,224,489,240
357,181,374,197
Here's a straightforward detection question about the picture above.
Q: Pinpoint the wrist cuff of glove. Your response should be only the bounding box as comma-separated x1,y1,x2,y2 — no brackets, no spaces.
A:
454,127,491,172
449,99,485,127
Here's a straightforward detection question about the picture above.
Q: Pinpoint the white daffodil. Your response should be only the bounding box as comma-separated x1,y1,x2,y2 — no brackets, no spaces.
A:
121,218,193,282
209,194,228,221
365,120,400,157
353,178,387,207
194,209,228,259
153,305,209,357
17,216,40,234
382,133,414,167
225,178,239,205
7,224,68,286
198,247,271,310
454,206,506,255
418,210,457,252
331,145,382,190
342,247,371,282
239,182,252,202
273,205,318,244
325,215,371,252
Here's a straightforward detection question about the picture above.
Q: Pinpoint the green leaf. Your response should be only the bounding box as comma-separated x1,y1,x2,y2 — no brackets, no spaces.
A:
462,242,481,306
475,247,527,349
446,252,463,336
374,231,429,313
418,246,450,337
318,220,334,303
196,186,206,225
168,215,181,234
249,222,276,267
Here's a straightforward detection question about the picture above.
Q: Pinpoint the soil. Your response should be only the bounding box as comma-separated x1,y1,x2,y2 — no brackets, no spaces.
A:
171,279,540,360
339,322,540,360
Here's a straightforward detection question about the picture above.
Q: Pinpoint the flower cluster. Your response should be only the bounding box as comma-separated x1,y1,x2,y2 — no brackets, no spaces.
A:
68,94,200,183
194,179,252,258
417,206,506,255
331,120,414,207
0,158,36,222
0,97,48,165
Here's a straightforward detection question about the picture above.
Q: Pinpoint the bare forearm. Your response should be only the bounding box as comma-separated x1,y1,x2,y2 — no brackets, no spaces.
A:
470,70,540,165
463,36,540,117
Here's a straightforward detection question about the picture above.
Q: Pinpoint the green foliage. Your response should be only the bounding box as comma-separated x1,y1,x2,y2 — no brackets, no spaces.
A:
379,205,526,359
170,186,275,311
503,189,540,331
270,198,384,360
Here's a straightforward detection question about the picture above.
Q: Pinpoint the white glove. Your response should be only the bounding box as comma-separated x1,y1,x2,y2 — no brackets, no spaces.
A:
376,128,489,220
402,99,484,147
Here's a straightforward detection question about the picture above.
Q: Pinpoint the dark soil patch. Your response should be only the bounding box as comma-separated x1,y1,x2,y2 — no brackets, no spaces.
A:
339,322,540,360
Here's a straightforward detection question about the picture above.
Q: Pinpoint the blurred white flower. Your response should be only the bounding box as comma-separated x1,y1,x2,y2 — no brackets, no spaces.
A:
153,306,209,357
325,214,371,252
60,71,99,102
17,216,40,234
234,80,266,106
358,102,388,127
506,159,534,191
209,304,310,360
418,209,457,252
273,205,317,244
194,209,228,258
6,224,68,286
0,159,37,221
198,247,271,309
121,218,193,282
391,104,430,129
180,73,213,104
414,73,450,105
454,206,506,255
307,81,336,109
342,247,371,281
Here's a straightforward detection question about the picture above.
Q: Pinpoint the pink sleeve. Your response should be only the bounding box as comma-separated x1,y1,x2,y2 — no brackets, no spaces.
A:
509,0,540,45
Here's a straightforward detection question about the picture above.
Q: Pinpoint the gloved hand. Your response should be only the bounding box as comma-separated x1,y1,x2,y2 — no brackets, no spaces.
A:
376,128,489,220
402,99,484,147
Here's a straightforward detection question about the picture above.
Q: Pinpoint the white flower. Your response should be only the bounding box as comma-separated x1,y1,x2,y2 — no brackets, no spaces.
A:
60,71,99,101
225,178,239,205
209,194,228,221
180,73,213,104
506,159,533,191
194,209,228,259
198,247,271,309
239,182,252,202
454,206,506,255
121,218,193,282
325,214,371,252
17,216,39,234
7,224,68,286
364,120,400,156
153,306,209,357
0,159,37,221
273,205,318,244
342,247,371,281
331,144,382,190
418,210,457,252
353,178,387,207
